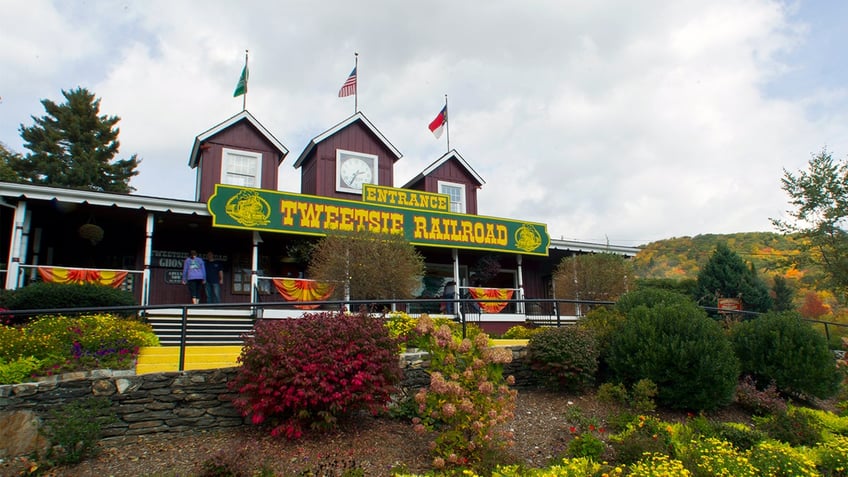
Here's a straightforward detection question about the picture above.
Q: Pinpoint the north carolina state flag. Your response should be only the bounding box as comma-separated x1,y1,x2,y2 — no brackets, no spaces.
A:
428,105,447,138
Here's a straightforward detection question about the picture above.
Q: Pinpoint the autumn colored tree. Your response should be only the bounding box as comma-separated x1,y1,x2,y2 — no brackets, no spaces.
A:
772,148,848,302
307,229,424,301
695,243,773,313
553,253,633,316
17,87,140,192
799,291,830,319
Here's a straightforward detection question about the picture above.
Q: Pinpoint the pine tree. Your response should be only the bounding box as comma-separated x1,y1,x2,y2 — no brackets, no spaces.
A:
696,243,773,313
772,148,848,302
17,87,139,193
771,275,795,311
0,143,22,182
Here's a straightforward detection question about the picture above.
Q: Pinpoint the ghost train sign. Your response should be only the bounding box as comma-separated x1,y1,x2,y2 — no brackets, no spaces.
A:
207,184,550,256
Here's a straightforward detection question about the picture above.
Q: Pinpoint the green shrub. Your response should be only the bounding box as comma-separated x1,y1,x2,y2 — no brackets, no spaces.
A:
615,288,694,314
814,435,848,477
713,422,766,452
42,397,117,465
596,380,657,413
501,324,542,339
597,382,629,406
679,437,759,477
0,314,157,383
527,326,599,391
579,307,625,381
567,431,606,460
630,379,658,413
607,302,739,411
0,356,44,384
3,282,137,323
606,411,638,433
731,311,842,399
754,406,825,447
746,440,819,477
229,311,402,439
796,406,848,435
678,416,765,454
608,416,674,465
385,312,460,350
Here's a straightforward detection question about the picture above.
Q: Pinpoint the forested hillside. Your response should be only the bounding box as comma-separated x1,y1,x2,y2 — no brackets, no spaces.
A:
632,232,813,286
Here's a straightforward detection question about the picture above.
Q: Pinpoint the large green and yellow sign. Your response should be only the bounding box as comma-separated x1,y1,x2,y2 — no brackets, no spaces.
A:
207,184,550,256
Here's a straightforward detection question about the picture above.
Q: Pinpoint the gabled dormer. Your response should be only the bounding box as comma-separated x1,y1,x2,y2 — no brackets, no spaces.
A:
189,110,288,202
292,112,402,200
403,149,485,215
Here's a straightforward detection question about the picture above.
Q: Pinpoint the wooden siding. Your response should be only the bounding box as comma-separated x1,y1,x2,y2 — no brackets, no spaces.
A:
422,158,480,215
195,121,283,202
299,121,398,200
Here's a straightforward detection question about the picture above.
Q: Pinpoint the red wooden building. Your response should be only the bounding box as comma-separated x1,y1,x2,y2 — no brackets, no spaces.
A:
0,109,639,327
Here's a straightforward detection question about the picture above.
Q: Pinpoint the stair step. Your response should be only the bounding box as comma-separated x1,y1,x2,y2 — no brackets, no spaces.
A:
136,346,242,374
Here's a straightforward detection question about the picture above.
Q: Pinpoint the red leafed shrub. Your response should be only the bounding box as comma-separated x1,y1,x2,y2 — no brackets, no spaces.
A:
229,310,402,439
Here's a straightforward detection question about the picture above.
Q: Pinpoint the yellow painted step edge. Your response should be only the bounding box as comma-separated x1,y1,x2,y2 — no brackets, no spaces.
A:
135,340,527,374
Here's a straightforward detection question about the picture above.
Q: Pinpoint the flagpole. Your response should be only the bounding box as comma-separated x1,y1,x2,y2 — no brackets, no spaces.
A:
444,94,450,153
243,50,249,111
354,52,359,114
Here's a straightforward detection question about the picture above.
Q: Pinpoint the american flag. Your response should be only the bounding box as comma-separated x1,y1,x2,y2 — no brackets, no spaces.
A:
338,67,357,97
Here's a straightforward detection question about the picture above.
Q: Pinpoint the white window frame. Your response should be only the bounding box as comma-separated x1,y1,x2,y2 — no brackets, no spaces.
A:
221,148,262,188
438,180,466,213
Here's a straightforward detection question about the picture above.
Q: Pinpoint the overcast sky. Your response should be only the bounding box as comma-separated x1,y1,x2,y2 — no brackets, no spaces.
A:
2,0,847,247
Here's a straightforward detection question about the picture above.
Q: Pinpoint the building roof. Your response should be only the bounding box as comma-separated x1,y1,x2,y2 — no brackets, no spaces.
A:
292,112,402,169
0,182,209,216
0,181,641,256
549,237,641,257
402,149,485,188
188,110,288,168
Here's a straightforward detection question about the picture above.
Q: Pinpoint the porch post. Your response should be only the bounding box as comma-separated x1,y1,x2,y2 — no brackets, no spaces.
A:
141,213,154,307
452,248,460,315
516,254,525,314
20,211,32,285
251,231,262,303
5,201,27,290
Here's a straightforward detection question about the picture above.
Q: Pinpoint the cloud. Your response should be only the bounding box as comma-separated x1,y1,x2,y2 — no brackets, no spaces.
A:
2,0,847,246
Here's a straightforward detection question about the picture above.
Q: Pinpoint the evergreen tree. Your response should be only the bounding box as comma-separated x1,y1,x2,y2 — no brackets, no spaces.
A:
0,143,23,182
772,148,848,302
17,87,139,193
771,275,795,312
696,243,773,313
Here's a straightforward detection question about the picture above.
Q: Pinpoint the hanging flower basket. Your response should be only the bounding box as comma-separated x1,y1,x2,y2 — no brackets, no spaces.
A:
79,223,104,245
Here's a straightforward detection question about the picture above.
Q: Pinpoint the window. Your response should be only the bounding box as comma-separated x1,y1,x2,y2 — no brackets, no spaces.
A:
222,148,262,187
438,181,466,213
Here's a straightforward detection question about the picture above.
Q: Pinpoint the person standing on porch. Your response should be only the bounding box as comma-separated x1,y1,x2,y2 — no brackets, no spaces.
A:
181,250,206,304
204,251,224,304
443,280,456,314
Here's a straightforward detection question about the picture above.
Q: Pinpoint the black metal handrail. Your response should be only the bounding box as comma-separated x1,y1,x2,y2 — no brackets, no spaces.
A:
2,298,846,372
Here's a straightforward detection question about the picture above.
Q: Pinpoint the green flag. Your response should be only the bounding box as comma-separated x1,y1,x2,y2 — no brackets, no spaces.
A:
233,65,248,97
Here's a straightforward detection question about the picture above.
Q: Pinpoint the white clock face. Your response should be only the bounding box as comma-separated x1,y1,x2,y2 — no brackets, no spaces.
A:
340,157,373,190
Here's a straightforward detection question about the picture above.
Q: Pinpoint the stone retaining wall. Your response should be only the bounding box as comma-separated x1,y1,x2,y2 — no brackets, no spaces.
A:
0,346,532,459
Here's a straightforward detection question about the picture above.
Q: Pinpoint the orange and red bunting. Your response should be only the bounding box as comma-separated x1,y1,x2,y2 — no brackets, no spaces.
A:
38,267,128,288
272,278,335,310
467,287,514,313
